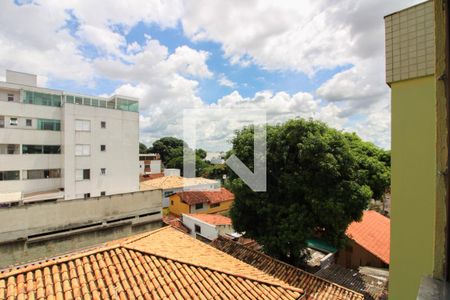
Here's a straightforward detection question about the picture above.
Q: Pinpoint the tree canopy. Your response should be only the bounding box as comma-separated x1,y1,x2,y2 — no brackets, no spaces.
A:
228,119,390,266
146,136,210,176
139,142,148,154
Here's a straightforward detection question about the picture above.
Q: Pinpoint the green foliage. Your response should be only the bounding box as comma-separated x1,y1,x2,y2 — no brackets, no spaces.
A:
148,137,211,176
229,119,391,266
200,163,228,180
139,142,148,154
196,148,207,160
148,137,186,162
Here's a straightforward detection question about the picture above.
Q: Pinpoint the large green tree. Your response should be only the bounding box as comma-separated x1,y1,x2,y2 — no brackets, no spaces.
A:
229,119,390,266
139,142,148,154
147,137,186,163
148,137,211,176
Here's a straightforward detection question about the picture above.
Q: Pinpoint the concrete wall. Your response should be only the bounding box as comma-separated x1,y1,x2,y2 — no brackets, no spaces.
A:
63,103,139,199
432,0,448,281
0,218,162,268
0,189,162,242
390,75,436,299
182,214,234,241
182,214,218,241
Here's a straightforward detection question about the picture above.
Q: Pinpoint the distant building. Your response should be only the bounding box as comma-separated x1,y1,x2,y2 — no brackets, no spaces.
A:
205,151,225,164
138,153,161,175
181,213,234,241
169,187,234,215
140,175,219,207
163,168,180,176
336,210,390,269
0,70,139,202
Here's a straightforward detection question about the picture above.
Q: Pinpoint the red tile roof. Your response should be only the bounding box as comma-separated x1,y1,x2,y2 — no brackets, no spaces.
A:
177,187,234,205
0,227,304,300
211,236,364,300
186,213,232,225
163,214,190,233
346,210,390,264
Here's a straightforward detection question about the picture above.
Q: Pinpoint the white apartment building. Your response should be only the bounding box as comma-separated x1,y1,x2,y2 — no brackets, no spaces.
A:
0,70,140,202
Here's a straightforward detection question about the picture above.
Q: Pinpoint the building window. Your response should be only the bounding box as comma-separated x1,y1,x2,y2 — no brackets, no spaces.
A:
7,94,14,102
43,145,61,154
83,98,91,105
0,170,20,181
101,121,106,128
65,95,74,104
23,90,61,107
26,119,32,127
76,169,90,180
100,191,106,196
75,144,90,156
22,145,43,154
75,97,82,105
100,145,106,152
195,224,201,234
0,144,20,155
100,168,106,175
37,119,60,131
22,145,60,154
0,116,4,128
195,203,204,210
9,118,18,126
210,203,220,208
75,119,90,131
84,193,90,199
171,200,174,205
25,169,61,180
164,191,174,197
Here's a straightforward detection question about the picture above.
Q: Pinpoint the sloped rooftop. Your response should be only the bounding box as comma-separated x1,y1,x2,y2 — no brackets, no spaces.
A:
185,213,232,226
211,236,364,300
140,176,219,191
346,210,390,264
0,227,303,299
177,188,234,205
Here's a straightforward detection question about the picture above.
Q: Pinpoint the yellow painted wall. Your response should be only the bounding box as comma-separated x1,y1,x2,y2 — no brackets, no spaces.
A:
168,194,234,216
202,200,233,214
390,75,436,299
169,194,190,216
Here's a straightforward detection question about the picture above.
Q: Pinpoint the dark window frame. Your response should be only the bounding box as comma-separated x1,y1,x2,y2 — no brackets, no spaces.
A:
83,169,90,180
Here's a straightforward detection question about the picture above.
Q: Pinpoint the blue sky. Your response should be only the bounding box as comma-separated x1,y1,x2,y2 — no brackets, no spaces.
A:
0,0,423,150
51,19,352,105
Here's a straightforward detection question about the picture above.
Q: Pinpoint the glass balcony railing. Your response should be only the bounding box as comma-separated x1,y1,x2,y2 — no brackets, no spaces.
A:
19,90,139,113
64,94,138,112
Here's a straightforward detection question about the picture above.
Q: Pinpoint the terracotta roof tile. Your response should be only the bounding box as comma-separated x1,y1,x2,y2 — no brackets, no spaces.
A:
163,215,190,234
176,188,234,205
211,236,365,300
0,227,303,300
186,213,232,225
140,176,218,190
346,210,390,264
